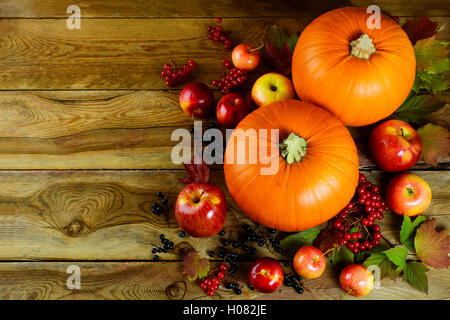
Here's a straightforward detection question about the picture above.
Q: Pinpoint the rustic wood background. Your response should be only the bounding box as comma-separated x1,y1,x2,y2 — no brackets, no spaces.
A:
0,0,448,300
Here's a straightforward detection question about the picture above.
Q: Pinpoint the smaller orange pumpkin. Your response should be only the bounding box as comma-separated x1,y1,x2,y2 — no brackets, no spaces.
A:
292,7,416,127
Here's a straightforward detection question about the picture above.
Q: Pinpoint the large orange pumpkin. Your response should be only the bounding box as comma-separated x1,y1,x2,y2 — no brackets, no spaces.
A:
292,7,416,127
224,100,359,231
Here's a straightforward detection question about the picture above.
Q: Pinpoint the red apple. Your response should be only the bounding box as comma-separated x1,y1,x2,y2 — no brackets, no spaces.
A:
175,182,226,237
293,246,326,279
231,44,260,71
249,257,284,293
251,73,296,108
386,173,432,217
179,82,215,117
339,264,374,297
368,120,422,172
216,93,251,127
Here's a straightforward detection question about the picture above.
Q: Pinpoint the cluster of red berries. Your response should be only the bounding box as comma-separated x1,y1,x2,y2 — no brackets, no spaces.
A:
212,61,248,94
200,263,228,296
160,59,196,87
207,17,233,50
331,173,389,254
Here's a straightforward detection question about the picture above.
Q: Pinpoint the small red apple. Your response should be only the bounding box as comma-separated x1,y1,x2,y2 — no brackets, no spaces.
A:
175,182,226,238
249,257,284,293
386,173,432,217
339,264,374,297
231,44,260,71
251,73,296,108
293,246,326,279
368,120,422,172
216,93,251,127
179,82,215,117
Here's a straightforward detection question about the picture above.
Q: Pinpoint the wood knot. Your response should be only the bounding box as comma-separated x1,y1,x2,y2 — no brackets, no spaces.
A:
165,281,186,300
65,220,84,237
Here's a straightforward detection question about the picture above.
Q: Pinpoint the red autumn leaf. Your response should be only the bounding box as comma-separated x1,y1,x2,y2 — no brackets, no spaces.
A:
263,41,292,76
417,123,450,167
178,155,210,184
403,17,438,45
262,25,299,76
414,218,450,269
182,251,210,281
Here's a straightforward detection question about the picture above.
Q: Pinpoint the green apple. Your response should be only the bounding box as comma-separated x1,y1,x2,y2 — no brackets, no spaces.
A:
251,73,296,108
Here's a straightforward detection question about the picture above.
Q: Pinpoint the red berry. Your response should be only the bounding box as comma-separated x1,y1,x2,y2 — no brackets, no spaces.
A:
216,17,222,24
344,233,352,241
217,271,225,280
333,219,342,229
219,264,228,272
207,290,215,296
373,225,381,232
359,174,366,183
200,282,208,291
374,232,382,240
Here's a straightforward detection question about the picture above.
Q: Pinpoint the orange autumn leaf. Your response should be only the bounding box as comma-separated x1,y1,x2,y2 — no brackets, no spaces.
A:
414,219,450,269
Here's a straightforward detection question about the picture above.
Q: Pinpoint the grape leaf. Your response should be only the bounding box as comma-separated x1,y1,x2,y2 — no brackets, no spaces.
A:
417,123,450,167
383,246,408,271
379,258,401,279
403,261,429,293
414,37,449,73
413,72,448,93
400,215,428,251
414,218,450,269
394,93,445,124
263,25,299,76
178,155,210,184
327,246,354,272
403,17,438,45
363,252,387,268
280,227,320,255
182,251,210,281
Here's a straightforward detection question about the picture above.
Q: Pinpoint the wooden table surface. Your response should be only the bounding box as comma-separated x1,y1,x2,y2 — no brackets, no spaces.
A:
0,0,448,300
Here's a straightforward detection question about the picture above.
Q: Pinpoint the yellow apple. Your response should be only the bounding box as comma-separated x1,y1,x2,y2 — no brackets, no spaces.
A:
251,73,296,107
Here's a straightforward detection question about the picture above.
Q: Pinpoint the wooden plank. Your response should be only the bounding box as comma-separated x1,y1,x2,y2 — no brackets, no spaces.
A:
0,170,446,261
0,0,449,18
0,261,448,300
0,91,447,170
0,17,448,90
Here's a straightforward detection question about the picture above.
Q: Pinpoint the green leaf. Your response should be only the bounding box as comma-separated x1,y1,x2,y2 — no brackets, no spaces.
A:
363,252,387,268
327,246,354,272
379,258,401,279
400,215,428,251
279,227,320,255
383,246,408,271
417,123,450,167
403,261,429,293
414,37,450,73
395,93,445,124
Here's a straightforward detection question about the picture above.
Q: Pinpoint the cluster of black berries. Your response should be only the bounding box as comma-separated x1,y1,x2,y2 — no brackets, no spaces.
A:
224,282,242,295
151,234,174,261
284,273,304,294
152,192,168,215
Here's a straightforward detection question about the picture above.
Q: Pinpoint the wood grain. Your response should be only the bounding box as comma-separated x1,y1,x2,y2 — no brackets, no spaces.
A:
0,91,447,170
0,169,446,261
1,0,449,18
0,261,448,300
0,17,448,90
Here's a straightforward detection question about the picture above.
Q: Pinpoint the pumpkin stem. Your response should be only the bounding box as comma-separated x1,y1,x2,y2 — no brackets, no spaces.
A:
279,132,307,164
350,34,376,60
